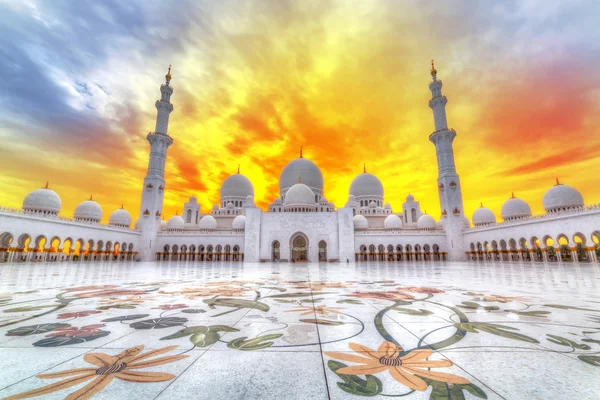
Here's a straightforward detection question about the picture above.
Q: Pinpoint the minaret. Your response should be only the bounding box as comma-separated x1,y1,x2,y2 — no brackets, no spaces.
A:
138,66,175,260
428,60,466,261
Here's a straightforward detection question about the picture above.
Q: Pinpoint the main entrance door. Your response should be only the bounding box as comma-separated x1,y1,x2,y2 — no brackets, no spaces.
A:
291,235,308,262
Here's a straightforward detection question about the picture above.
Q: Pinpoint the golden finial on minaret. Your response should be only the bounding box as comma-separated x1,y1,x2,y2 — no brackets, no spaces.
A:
300,146,303,158
511,192,515,199
120,204,124,209
237,164,240,174
175,209,178,216
555,177,561,185
480,202,483,208
165,64,172,82
431,59,437,76
44,181,49,189
363,163,366,173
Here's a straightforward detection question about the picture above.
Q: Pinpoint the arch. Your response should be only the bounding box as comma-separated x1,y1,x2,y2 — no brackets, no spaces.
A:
359,245,367,261
207,245,214,261
411,208,417,222
198,245,205,261
396,245,403,261
215,244,223,261
171,244,179,261
0,232,14,262
368,244,376,261
432,244,440,261
291,233,309,262
414,244,422,261
423,244,431,261
224,244,231,261
318,240,327,262
405,244,412,261
233,245,240,261
592,231,600,261
186,209,192,223
387,244,394,261
378,244,385,261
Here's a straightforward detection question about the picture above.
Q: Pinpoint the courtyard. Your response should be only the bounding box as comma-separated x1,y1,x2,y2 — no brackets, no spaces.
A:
0,260,599,399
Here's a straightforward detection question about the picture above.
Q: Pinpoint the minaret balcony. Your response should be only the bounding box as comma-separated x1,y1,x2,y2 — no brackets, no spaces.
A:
428,128,456,140
147,131,174,141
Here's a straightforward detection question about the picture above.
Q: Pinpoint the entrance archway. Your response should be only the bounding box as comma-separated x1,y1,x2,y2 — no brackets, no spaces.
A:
272,241,280,261
291,234,308,262
318,240,327,262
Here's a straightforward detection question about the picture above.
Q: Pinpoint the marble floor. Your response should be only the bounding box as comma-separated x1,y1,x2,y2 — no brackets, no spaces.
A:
0,260,599,399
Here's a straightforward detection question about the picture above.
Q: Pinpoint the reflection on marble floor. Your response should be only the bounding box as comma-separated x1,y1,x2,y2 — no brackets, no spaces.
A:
0,260,600,399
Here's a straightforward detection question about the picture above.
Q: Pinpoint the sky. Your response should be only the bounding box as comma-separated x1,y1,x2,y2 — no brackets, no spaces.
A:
1,0,599,224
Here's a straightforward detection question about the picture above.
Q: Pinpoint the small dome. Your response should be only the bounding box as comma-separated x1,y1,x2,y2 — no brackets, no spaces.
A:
501,194,532,220
226,202,234,209
212,204,219,211
384,214,403,229
279,158,324,193
384,203,391,210
245,195,256,208
462,216,471,228
272,197,282,205
188,195,197,203
406,194,414,202
199,215,217,230
417,214,436,230
74,198,102,222
472,205,496,226
160,219,167,230
220,173,254,199
353,214,368,230
232,215,246,230
436,219,443,229
109,207,132,228
328,201,335,209
542,182,584,212
368,201,377,208
348,194,356,201
134,218,140,230
167,214,185,231
319,197,328,205
349,172,384,198
22,186,61,214
283,182,316,207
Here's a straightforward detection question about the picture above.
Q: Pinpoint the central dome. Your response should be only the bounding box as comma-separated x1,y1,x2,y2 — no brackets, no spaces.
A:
279,158,324,193
349,172,384,198
283,182,316,207
220,173,254,199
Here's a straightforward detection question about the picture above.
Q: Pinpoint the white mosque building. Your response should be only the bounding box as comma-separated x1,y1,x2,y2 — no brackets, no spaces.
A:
1,64,599,264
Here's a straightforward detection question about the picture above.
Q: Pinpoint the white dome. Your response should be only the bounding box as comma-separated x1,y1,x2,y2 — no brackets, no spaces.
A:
319,197,329,205
212,204,219,211
279,158,324,193
22,186,61,214
384,214,403,229
417,214,436,230
74,199,102,222
472,205,496,226
384,203,391,210
199,215,217,230
272,197,282,205
406,194,415,202
134,218,140,229
220,173,254,199
160,219,167,231
349,172,384,198
542,182,584,212
436,219,443,229
353,214,368,230
501,195,532,220
167,214,185,231
462,216,471,228
232,215,246,230
368,201,377,208
188,195,197,203
108,208,132,227
226,202,234,209
348,194,356,201
283,182,316,207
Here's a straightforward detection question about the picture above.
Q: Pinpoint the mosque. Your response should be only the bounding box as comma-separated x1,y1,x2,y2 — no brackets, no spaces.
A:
1,64,599,264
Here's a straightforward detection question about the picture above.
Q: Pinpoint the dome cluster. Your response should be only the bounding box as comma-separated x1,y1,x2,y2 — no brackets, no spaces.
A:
474,180,585,225
21,184,133,228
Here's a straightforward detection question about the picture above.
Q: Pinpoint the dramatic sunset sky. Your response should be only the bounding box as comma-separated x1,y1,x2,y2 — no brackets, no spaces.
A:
1,0,599,223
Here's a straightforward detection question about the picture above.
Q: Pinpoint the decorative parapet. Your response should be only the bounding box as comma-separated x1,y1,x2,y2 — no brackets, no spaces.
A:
464,203,600,233
355,229,445,236
158,230,244,236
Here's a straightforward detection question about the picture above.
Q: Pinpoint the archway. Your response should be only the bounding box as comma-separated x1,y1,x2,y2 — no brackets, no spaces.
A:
272,241,280,261
318,240,327,262
359,245,367,261
291,234,308,262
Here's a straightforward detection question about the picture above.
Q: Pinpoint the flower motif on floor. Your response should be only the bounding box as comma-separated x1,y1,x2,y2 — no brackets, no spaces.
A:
325,341,470,392
161,287,251,299
4,345,188,400
97,295,150,306
348,291,414,301
293,281,353,291
286,305,345,316
395,286,444,294
153,304,188,310
479,294,530,303
57,310,102,319
46,324,106,338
